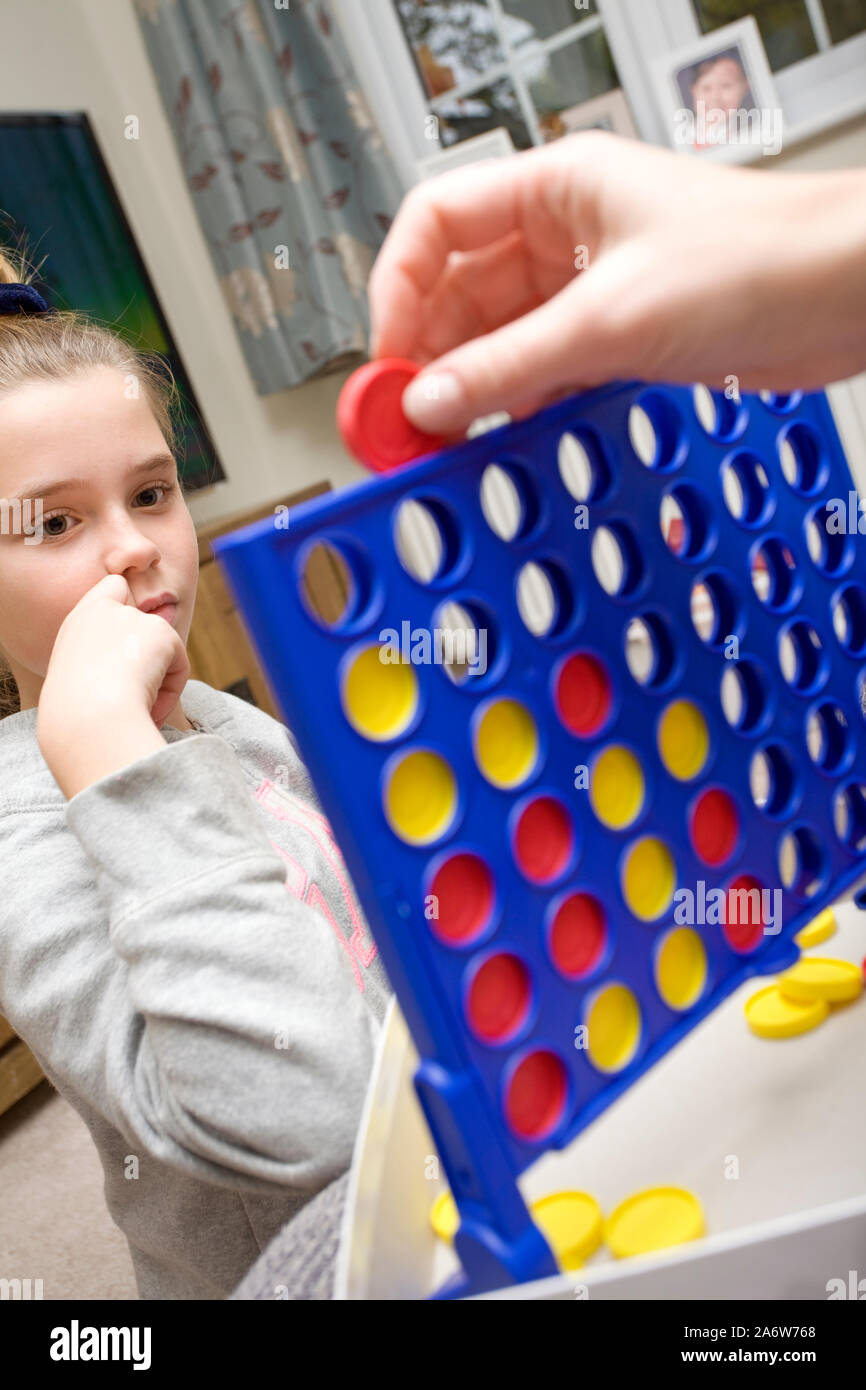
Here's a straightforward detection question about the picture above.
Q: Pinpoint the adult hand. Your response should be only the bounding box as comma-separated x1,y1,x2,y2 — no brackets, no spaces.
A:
368,130,866,437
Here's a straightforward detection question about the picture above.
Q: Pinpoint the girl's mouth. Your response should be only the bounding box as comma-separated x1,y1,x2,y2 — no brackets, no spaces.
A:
151,602,178,626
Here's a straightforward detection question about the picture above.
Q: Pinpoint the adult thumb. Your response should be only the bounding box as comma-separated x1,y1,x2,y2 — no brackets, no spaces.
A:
400,279,605,435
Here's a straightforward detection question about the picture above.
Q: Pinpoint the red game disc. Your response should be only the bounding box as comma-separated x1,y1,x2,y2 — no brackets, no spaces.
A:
336,357,446,472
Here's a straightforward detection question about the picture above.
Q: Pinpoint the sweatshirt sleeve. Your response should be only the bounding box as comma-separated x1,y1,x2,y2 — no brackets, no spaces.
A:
33,734,381,1196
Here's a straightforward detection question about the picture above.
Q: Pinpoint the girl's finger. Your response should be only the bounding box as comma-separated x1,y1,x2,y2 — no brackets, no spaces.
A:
149,633,190,729
74,574,131,609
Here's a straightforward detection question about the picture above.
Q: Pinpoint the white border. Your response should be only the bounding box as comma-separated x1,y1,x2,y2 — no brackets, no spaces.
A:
650,15,783,163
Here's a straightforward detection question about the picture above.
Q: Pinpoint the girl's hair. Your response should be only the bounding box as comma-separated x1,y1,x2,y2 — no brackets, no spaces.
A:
0,235,183,719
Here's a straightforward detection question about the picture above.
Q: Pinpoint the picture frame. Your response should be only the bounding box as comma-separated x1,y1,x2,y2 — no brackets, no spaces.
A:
416,126,516,180
537,87,638,144
651,16,784,163
0,112,224,493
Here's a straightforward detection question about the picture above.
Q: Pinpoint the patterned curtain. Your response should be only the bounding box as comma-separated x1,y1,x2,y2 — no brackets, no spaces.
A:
133,0,405,393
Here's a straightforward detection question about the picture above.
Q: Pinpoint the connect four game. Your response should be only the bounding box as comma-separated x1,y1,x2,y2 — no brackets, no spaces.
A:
213,365,866,1300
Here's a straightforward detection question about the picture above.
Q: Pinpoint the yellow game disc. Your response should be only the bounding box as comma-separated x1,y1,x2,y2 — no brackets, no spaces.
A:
777,957,862,1005
383,749,457,844
430,1190,459,1243
744,984,829,1038
531,1191,604,1271
657,700,709,781
341,643,419,740
794,908,836,950
604,1186,704,1259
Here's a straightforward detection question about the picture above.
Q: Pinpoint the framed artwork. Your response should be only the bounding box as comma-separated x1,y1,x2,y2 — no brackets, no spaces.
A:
537,86,638,143
651,16,783,162
416,125,516,180
0,112,224,493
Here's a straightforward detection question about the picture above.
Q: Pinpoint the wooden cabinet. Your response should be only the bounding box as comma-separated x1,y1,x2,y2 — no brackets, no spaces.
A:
0,1021,44,1115
187,480,345,716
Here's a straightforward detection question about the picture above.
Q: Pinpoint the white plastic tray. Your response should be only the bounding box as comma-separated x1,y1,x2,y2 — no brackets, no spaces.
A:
334,898,866,1300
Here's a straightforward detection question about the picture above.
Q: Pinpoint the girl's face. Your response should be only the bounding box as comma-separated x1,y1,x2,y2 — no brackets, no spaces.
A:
692,57,749,115
0,364,200,713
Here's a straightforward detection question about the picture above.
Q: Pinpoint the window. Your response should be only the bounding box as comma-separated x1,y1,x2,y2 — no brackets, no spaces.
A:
339,0,865,171
392,0,634,149
690,0,866,71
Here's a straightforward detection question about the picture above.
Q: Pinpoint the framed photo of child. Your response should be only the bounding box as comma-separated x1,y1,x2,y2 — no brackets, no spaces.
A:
651,16,783,163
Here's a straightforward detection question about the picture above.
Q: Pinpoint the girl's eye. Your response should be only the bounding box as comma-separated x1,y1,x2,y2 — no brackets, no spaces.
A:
40,483,175,539
135,483,173,508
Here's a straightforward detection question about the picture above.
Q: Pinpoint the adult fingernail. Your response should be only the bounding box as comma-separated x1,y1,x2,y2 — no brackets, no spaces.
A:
402,371,465,431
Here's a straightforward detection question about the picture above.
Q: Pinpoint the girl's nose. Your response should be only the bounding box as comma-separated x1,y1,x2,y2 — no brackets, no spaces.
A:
103,520,161,572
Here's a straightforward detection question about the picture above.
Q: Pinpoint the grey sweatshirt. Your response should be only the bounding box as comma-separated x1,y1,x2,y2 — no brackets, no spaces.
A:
0,679,393,1299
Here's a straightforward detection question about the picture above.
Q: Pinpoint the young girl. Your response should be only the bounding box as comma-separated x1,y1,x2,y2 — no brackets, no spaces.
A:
0,244,392,1300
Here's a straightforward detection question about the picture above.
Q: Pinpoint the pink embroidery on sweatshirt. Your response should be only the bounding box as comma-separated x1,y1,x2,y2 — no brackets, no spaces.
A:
255,779,378,978
306,883,363,992
267,837,363,993
267,842,308,900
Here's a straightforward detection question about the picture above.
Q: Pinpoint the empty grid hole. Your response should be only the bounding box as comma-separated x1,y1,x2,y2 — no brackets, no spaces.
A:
628,391,684,471
591,523,642,598
833,782,866,852
721,660,768,734
394,498,460,584
778,423,828,495
558,429,611,503
749,744,798,819
432,600,492,686
624,613,676,688
750,537,799,610
299,539,364,630
480,463,539,541
832,585,866,656
778,826,827,898
805,702,852,775
805,503,853,578
660,483,714,561
692,383,745,440
721,452,773,527
691,572,740,647
516,561,574,638
778,620,826,693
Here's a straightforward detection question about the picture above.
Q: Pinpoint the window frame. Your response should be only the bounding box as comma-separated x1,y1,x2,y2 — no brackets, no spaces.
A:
333,0,866,181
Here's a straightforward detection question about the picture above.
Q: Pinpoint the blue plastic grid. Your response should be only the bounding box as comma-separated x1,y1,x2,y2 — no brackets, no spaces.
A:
213,379,866,1298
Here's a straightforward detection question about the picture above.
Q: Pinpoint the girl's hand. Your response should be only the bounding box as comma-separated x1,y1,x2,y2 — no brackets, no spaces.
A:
38,574,190,787
368,130,866,437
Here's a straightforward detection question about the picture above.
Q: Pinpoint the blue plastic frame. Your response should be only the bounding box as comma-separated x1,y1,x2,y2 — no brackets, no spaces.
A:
213,379,866,1299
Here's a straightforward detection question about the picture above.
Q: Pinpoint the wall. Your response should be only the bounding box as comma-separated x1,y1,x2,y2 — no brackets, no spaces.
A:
0,0,380,532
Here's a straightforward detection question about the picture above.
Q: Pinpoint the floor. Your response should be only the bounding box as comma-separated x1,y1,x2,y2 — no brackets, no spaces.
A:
0,1080,138,1299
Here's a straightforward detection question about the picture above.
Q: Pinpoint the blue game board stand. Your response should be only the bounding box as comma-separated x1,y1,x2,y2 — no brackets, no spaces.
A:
213,379,866,1299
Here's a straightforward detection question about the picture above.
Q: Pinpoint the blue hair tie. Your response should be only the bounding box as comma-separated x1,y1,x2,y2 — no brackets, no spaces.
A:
0,282,53,316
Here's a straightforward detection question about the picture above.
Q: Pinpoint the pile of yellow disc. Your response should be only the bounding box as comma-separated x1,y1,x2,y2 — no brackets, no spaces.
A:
431,1184,706,1267
745,908,862,1039
427,912,860,1275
